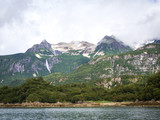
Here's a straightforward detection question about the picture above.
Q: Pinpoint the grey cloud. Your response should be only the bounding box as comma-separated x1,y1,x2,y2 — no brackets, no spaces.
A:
0,0,160,55
0,0,32,27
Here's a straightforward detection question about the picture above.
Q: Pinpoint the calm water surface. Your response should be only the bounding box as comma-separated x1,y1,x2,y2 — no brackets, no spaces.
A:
0,107,160,120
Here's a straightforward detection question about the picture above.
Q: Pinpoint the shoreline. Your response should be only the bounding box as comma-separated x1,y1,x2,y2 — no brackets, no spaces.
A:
1,101,160,108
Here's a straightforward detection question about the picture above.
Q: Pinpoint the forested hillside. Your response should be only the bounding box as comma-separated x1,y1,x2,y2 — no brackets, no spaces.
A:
0,71,160,103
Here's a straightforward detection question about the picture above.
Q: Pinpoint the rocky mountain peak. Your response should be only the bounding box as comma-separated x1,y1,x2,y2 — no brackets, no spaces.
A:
153,39,160,44
95,35,132,55
39,39,52,49
26,39,54,54
98,35,117,45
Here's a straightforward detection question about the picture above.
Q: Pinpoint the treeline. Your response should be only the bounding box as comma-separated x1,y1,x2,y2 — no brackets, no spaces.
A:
0,77,106,103
106,72,160,101
0,72,160,103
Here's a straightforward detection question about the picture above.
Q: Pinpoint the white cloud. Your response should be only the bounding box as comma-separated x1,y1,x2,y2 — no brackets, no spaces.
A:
0,0,160,55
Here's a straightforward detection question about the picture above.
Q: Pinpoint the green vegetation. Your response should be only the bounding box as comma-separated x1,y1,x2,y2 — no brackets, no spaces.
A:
101,72,160,102
0,72,160,103
51,54,90,73
0,53,89,87
142,71,160,100
0,77,106,103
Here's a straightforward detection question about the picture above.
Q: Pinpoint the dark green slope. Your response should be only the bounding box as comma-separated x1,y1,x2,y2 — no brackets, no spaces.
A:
0,53,89,87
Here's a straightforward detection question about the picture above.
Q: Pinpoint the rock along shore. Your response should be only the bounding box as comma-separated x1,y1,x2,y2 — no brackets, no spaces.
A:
0,101,160,108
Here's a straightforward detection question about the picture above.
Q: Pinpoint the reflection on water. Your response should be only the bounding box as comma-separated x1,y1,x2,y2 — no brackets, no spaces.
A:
0,107,160,120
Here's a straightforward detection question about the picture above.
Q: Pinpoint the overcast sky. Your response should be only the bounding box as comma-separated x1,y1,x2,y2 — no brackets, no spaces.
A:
0,0,160,55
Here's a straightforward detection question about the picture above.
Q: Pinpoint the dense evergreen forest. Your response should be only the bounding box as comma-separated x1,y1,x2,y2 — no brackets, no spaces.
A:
0,72,160,104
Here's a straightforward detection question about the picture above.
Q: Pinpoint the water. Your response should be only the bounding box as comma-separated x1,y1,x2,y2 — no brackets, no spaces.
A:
0,107,160,120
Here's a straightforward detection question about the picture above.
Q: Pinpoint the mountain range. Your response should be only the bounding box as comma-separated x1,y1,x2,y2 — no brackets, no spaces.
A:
44,42,160,87
0,35,159,87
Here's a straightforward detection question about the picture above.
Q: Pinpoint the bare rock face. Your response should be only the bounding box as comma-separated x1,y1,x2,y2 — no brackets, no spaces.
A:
9,62,25,73
98,52,160,78
8,57,31,73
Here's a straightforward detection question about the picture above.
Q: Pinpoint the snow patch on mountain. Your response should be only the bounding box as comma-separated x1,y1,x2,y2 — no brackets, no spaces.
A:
35,54,42,59
52,41,96,54
93,47,103,58
82,53,90,58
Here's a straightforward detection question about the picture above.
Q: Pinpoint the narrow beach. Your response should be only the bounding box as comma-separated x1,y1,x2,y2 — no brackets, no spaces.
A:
1,101,160,108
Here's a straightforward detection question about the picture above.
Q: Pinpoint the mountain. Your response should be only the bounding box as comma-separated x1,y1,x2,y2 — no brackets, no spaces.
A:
44,42,160,86
0,35,134,87
0,40,90,86
94,35,132,56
